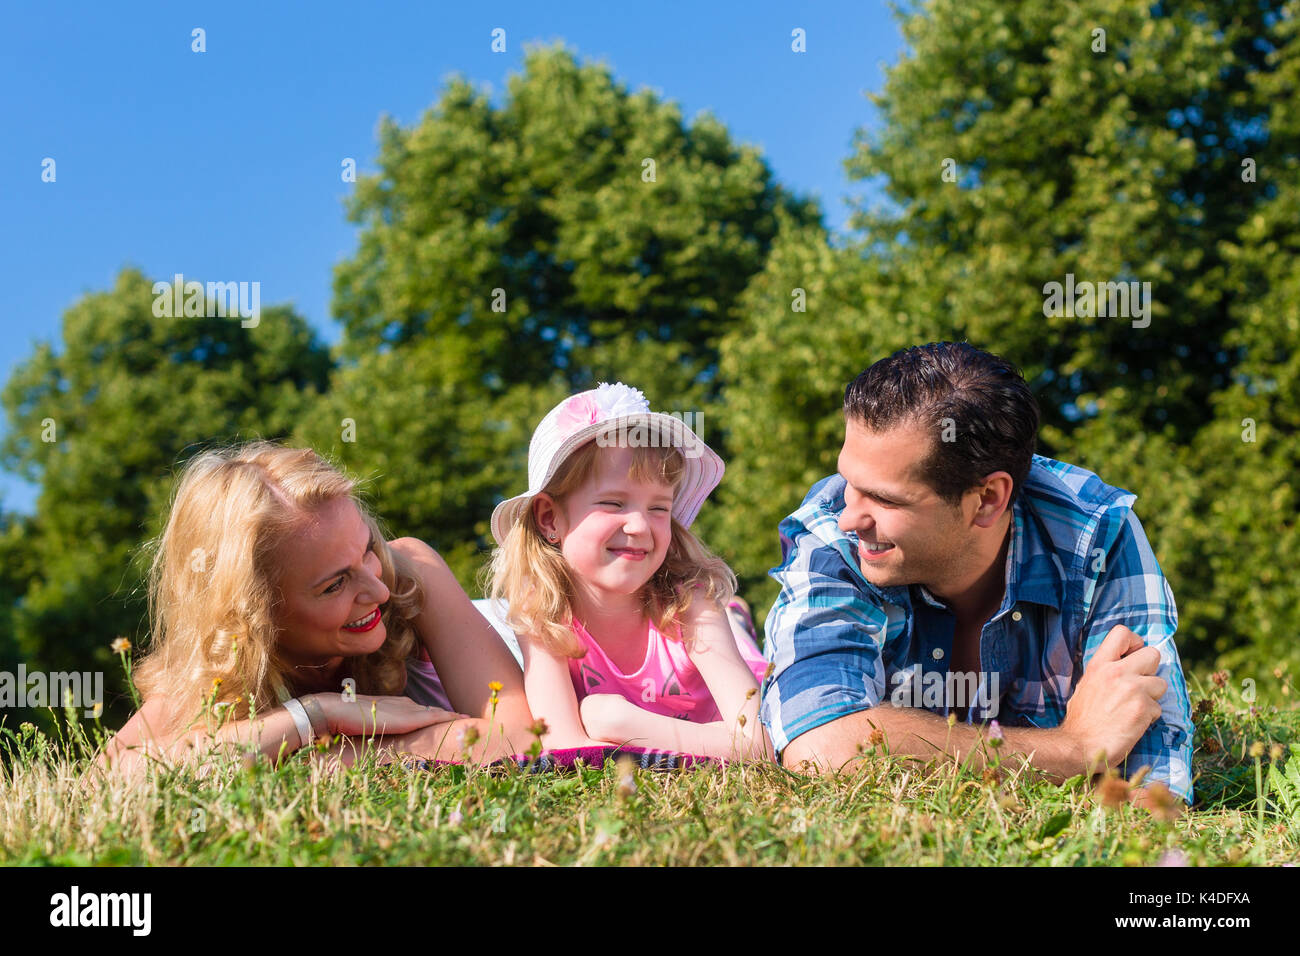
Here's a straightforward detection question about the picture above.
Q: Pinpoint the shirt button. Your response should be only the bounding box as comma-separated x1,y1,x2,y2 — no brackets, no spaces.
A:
1012,610,1023,622
932,648,944,660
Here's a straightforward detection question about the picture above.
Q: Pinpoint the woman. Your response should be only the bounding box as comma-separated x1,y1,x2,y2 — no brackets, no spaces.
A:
99,441,533,775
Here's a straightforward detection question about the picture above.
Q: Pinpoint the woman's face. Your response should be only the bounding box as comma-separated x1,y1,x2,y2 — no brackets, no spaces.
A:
272,496,391,669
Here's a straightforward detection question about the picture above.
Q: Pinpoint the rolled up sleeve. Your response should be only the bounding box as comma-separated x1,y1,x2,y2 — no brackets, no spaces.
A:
1079,506,1194,803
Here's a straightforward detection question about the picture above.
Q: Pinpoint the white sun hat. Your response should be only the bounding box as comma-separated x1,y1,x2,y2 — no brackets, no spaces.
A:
489,382,724,546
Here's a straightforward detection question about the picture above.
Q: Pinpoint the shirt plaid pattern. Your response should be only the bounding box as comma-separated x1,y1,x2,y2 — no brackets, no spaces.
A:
760,454,1194,803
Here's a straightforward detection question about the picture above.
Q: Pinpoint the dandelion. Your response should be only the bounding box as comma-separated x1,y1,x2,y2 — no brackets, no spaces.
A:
111,637,132,654
488,680,503,695
1097,774,1131,809
615,755,637,800
1143,782,1179,822
1249,741,1265,759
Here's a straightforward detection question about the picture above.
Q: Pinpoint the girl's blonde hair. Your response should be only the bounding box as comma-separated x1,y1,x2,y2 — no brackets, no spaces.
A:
487,439,736,658
133,441,424,735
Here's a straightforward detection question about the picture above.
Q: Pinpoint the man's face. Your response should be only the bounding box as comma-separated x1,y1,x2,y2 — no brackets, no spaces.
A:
836,417,973,591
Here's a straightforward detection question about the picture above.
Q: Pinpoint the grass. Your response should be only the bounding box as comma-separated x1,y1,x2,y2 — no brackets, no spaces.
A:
1,677,1296,866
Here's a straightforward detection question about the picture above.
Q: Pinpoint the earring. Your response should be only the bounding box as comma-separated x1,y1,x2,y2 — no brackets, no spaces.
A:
547,533,558,543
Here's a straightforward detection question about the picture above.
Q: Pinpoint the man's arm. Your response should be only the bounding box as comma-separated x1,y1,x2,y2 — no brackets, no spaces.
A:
781,706,1081,778
782,623,1160,781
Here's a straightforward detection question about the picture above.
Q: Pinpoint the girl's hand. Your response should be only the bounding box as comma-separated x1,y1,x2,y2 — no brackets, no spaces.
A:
307,693,467,737
579,694,638,742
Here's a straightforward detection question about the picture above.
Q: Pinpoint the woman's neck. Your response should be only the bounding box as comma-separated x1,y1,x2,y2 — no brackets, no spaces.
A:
285,656,348,696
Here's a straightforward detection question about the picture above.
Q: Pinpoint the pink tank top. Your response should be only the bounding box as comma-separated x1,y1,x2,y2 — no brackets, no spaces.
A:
567,615,768,723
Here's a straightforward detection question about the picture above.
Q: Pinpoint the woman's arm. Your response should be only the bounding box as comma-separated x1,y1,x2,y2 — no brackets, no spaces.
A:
520,635,608,751
95,692,461,778
388,538,532,745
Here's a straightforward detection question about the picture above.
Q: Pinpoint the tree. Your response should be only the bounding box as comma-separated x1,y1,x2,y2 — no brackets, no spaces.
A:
717,0,1300,683
314,44,820,588
0,267,331,721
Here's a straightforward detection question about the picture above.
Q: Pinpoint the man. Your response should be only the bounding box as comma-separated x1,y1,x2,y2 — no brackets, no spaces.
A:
760,342,1193,806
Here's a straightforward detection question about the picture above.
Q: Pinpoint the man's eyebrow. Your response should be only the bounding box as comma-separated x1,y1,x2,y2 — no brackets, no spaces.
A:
311,529,376,588
844,477,911,503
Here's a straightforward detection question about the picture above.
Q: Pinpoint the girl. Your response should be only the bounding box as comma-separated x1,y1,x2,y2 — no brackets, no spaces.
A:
488,382,772,760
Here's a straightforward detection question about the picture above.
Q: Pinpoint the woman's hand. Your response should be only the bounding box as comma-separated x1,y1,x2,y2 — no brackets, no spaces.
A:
306,692,466,738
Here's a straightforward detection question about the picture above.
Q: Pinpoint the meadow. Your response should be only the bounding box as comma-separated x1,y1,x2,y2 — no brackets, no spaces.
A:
2,673,1295,867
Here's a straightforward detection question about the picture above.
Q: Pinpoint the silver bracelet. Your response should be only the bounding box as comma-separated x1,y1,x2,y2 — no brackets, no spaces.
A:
283,698,313,748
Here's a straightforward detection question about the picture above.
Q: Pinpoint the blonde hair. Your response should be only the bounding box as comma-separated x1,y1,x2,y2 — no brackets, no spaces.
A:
133,441,424,735
487,439,735,658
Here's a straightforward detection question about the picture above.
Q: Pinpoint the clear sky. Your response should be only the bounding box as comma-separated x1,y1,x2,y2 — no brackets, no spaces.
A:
0,0,903,513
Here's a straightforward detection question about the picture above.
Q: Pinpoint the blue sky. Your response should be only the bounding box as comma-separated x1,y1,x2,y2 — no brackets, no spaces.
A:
0,1,904,513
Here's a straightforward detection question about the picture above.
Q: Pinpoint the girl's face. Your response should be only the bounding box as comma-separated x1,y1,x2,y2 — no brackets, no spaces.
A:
271,496,391,669
534,446,676,603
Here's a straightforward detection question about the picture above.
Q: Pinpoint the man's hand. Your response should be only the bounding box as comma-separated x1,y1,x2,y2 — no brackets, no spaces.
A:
1059,625,1166,773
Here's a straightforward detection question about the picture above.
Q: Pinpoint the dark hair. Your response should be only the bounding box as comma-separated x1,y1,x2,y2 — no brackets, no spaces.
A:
843,342,1040,507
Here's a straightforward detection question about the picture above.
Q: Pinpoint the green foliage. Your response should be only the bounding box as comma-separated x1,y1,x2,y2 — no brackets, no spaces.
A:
314,44,819,588
713,0,1300,681
0,267,331,724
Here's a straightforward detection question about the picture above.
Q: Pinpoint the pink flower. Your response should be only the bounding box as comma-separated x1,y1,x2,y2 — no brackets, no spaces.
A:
556,393,601,437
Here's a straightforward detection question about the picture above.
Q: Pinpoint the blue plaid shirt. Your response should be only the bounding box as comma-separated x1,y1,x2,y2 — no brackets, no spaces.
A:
760,454,1194,803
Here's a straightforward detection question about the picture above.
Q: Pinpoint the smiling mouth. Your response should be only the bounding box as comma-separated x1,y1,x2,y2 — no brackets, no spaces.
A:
859,540,896,558
342,608,382,632
609,548,648,560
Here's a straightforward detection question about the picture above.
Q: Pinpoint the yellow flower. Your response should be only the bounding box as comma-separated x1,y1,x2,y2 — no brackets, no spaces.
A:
111,637,132,654
1249,741,1265,759
488,680,503,693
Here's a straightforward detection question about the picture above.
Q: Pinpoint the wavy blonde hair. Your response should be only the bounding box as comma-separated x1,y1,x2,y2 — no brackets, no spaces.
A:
487,439,736,658
132,441,424,735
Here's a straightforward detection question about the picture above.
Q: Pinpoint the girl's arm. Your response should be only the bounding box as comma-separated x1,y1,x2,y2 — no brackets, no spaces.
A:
388,538,533,746
581,599,773,760
520,635,608,751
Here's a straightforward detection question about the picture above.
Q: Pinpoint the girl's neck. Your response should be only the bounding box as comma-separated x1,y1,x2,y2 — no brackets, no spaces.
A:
571,586,647,646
